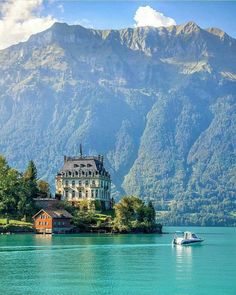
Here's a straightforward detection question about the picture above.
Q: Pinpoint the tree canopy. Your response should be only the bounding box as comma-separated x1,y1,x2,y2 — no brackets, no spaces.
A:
0,155,50,220
113,196,161,233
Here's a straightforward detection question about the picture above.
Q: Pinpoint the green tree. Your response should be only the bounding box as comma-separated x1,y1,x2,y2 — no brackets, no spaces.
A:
17,178,35,219
37,180,50,198
23,160,38,199
113,196,160,233
146,200,156,223
0,165,19,217
24,160,37,181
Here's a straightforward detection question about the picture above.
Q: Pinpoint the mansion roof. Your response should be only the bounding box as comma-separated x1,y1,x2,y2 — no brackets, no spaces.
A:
57,155,110,178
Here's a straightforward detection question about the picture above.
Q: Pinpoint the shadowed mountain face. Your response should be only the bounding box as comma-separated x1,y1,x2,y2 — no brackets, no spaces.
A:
0,22,235,224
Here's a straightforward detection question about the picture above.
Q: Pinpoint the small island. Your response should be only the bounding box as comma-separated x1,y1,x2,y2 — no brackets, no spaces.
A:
0,153,162,235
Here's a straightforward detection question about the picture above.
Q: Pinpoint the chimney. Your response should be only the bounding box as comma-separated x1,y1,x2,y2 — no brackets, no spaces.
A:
79,144,83,157
101,155,104,165
64,155,67,162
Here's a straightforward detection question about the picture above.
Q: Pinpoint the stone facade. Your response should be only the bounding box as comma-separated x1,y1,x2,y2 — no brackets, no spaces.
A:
55,154,112,209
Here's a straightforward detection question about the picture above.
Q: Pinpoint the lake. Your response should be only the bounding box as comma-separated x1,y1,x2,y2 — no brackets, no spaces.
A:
0,227,236,295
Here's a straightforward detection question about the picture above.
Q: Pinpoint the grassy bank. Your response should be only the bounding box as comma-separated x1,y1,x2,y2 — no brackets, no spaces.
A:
0,219,33,234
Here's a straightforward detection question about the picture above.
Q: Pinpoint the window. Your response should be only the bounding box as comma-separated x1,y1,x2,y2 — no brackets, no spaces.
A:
95,190,98,198
78,180,82,186
85,180,89,187
65,180,69,186
72,180,75,187
85,190,88,198
92,180,95,186
91,190,94,198
79,191,82,198
65,190,68,198
38,221,41,225
72,191,75,198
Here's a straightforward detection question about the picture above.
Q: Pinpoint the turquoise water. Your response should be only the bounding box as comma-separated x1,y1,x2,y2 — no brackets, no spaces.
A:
0,227,236,295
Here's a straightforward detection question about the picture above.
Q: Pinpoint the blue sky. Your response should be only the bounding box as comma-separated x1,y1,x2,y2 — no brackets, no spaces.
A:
45,1,236,37
0,0,236,50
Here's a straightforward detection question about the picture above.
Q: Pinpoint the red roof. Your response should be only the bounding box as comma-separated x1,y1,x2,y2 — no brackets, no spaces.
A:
33,209,73,219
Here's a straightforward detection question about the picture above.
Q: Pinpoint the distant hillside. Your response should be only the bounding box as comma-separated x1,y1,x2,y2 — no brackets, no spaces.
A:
0,21,235,225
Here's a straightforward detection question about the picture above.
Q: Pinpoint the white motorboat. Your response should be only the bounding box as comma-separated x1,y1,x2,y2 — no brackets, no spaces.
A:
172,231,204,245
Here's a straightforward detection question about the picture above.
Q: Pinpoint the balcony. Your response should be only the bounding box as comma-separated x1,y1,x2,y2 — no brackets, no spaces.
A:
76,186,85,190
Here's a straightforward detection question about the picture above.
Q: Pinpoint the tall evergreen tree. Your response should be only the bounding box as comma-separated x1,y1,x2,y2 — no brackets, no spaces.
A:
146,201,156,223
23,160,39,200
24,160,37,181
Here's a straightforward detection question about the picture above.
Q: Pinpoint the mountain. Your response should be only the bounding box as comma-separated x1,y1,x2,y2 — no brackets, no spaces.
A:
0,21,235,225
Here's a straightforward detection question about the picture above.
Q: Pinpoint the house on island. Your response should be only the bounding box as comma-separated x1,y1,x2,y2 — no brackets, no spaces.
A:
33,209,73,234
55,146,112,210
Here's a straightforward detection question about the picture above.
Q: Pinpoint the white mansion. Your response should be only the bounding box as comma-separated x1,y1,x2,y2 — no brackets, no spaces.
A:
55,151,112,209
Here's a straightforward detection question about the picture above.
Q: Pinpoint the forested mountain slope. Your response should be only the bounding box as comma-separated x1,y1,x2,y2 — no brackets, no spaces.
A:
0,21,235,225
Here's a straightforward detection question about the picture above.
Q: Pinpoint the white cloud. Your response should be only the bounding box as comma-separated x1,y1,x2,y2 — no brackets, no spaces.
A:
0,0,56,50
134,6,176,28
57,4,64,13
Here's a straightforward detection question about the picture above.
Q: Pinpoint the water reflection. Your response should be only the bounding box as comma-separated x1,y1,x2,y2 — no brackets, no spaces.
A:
34,233,53,245
173,245,193,285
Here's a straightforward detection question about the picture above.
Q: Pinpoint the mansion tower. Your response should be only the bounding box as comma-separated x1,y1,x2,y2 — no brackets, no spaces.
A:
56,149,112,209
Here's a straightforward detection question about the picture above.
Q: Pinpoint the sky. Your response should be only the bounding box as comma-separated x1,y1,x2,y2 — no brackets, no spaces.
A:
0,0,236,50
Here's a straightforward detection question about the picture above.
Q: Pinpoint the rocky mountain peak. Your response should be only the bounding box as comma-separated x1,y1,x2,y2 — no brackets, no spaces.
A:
206,27,227,38
176,21,201,34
